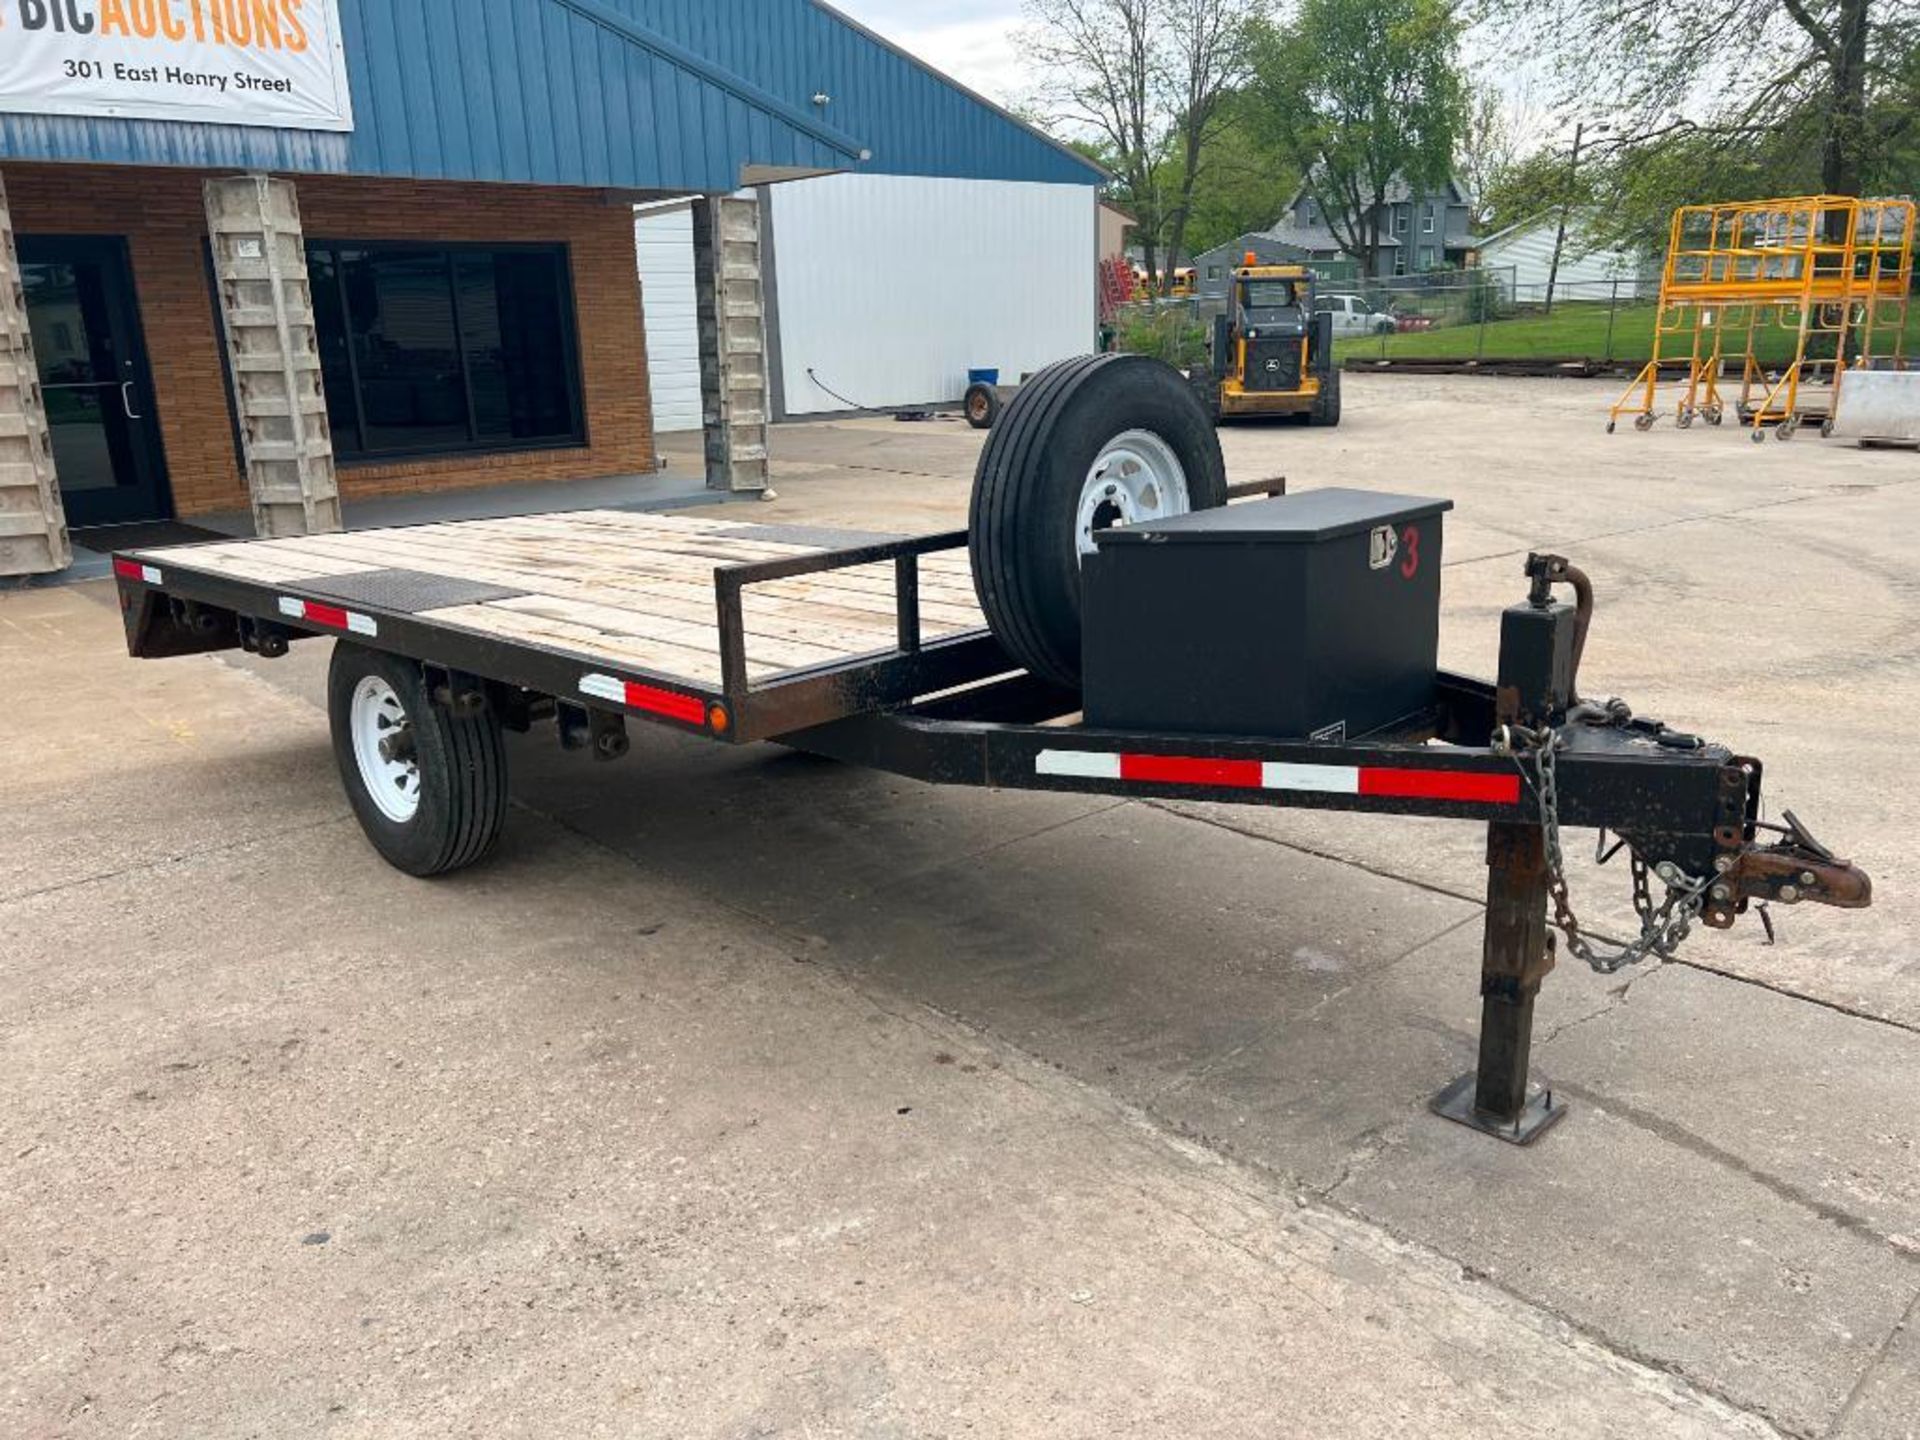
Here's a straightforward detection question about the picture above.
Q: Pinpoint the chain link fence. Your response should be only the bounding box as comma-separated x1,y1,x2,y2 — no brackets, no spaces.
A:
1113,265,1920,368
1331,269,1666,364
1112,269,1669,365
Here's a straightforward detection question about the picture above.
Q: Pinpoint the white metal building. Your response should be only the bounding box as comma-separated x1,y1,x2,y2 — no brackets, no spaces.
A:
1477,213,1653,297
638,170,1101,429
767,172,1097,417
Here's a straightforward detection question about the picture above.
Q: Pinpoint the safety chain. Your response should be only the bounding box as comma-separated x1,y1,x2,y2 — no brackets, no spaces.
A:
1495,723,1711,974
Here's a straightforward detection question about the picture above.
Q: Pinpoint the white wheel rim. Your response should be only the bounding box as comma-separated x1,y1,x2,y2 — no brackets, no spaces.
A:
1077,428,1191,560
349,674,422,824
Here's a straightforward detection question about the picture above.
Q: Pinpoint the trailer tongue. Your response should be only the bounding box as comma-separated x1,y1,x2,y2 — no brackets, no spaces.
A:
111,357,1870,1145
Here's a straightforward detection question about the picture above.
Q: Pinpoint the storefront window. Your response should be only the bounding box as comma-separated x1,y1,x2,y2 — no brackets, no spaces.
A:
307,241,584,461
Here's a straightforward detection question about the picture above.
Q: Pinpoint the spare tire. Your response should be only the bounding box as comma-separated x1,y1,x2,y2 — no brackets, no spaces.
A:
968,353,1227,688
963,381,1001,429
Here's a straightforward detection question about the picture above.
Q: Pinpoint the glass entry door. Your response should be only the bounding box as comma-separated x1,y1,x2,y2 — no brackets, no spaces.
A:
17,235,171,528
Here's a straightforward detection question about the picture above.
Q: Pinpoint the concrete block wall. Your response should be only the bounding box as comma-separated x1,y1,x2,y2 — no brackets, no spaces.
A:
693,194,769,494
0,172,69,576
205,174,339,537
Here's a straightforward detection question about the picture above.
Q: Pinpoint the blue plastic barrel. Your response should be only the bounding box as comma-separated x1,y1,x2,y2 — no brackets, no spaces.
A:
967,367,999,385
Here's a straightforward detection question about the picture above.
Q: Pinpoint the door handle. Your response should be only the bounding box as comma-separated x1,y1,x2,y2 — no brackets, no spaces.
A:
120,381,142,419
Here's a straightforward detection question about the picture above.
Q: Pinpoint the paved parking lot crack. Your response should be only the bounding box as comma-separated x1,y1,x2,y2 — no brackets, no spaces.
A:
0,812,352,907
1833,1286,1920,1438
1141,799,1487,906
1136,1107,1804,1439
1146,800,1920,1044
1319,1124,1397,1200
762,958,1801,1440
1364,1003,1915,1276
1311,1187,1810,1440
1670,956,1920,1038
1537,966,1652,1046
1448,471,1920,571
1548,1077,1920,1264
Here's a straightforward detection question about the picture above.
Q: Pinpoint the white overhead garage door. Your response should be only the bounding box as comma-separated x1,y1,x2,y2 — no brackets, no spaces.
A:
634,205,701,434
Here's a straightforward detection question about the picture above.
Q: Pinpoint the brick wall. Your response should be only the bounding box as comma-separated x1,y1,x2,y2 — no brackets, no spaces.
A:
0,162,654,518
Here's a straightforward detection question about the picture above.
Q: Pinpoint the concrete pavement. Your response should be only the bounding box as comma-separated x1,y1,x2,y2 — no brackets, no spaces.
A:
4,373,1918,1437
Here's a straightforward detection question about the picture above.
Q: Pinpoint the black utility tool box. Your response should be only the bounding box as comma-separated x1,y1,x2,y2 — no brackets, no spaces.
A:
1082,487,1451,739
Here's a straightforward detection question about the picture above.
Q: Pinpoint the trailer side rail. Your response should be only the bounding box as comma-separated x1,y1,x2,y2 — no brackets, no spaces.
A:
712,528,1010,742
116,524,1014,745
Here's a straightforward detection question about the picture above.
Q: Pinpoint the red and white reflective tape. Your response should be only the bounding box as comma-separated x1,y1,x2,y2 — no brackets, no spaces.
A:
277,595,378,637
112,557,163,585
580,671,707,726
1036,748,1520,805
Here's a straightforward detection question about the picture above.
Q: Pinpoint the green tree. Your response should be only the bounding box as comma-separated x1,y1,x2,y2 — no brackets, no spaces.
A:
1156,0,1261,284
1022,0,1257,290
1155,91,1302,256
1246,0,1469,276
1023,0,1170,285
1455,84,1517,232
1551,84,1918,260
1478,146,1598,234
1487,0,1920,208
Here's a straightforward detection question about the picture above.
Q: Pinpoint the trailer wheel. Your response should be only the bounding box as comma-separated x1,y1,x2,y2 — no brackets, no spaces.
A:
963,382,1001,430
1188,370,1223,424
328,643,507,877
1309,368,1342,426
968,353,1226,688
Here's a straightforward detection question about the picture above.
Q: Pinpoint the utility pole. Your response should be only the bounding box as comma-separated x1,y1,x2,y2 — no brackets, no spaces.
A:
1544,120,1608,315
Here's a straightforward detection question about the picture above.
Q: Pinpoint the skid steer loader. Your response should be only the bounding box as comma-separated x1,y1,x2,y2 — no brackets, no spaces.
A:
1195,258,1340,426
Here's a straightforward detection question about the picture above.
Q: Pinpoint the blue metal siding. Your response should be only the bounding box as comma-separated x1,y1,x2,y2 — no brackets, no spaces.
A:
0,0,1099,190
599,1,1099,182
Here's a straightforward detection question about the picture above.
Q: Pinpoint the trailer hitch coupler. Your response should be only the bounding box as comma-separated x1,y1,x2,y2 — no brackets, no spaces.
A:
1522,553,1593,702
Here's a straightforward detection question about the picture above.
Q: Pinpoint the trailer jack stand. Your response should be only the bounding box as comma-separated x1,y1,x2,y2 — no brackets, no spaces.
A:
1431,1075,1563,1145
1432,819,1567,1144
1432,568,1578,1144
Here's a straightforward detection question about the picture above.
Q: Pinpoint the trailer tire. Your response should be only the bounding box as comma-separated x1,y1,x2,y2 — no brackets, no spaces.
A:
968,353,1226,688
328,643,507,877
1309,368,1342,426
1189,370,1224,424
964,382,1001,429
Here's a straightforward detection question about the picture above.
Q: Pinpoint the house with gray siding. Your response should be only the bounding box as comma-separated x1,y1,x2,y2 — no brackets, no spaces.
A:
1190,232,1312,301
1265,176,1476,278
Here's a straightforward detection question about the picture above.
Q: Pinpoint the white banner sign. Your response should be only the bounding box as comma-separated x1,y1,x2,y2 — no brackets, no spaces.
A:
0,1,353,132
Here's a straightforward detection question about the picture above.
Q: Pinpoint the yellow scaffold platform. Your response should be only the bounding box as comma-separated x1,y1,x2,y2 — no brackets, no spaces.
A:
1608,195,1914,441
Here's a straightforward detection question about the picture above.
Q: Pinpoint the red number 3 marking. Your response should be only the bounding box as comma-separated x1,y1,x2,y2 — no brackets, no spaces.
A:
1400,525,1420,578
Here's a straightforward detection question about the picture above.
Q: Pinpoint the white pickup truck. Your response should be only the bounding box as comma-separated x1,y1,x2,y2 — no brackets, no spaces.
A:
1314,293,1397,336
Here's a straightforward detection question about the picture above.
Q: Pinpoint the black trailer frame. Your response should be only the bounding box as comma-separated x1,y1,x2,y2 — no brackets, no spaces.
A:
113,522,1867,1145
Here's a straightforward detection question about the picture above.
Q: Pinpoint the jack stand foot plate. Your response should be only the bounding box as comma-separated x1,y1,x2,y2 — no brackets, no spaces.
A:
1430,1073,1567,1145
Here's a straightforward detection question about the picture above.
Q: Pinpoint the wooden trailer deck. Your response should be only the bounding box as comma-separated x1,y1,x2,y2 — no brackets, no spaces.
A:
129,511,988,690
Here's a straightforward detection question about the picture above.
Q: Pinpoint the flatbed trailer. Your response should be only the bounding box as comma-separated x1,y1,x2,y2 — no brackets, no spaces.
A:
111,509,1867,1147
